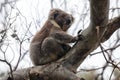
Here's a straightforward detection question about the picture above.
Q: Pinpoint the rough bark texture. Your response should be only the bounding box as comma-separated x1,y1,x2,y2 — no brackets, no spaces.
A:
102,16,120,42
62,0,109,70
1,64,81,80
1,0,120,80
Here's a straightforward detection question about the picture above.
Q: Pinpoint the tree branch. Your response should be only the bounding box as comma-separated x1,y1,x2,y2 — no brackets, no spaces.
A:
102,16,120,42
62,0,109,70
1,63,81,80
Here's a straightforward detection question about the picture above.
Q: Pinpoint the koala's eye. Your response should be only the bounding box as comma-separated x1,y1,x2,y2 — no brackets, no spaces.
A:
54,12,59,19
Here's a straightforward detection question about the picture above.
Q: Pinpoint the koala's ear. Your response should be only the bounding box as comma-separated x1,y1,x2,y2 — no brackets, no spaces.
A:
49,9,59,20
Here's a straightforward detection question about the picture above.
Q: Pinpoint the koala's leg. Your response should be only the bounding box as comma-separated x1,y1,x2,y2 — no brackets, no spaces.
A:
41,37,66,64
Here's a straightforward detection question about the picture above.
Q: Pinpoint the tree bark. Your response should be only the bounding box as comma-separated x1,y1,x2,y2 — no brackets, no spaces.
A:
62,0,109,70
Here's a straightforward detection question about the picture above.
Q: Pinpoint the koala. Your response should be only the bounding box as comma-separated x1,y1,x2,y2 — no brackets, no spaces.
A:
30,8,81,65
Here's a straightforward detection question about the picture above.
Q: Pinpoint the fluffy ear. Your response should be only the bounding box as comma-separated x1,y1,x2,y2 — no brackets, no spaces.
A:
48,9,59,20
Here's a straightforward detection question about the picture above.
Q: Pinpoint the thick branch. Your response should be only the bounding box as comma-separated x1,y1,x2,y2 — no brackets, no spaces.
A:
90,0,109,27
1,63,81,80
102,16,120,42
62,0,109,71
62,15,120,71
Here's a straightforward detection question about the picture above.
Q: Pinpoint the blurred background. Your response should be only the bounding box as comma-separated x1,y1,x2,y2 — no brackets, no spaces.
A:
0,0,120,80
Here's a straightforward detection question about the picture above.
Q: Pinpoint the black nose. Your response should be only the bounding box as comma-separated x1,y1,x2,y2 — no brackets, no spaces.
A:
66,18,71,25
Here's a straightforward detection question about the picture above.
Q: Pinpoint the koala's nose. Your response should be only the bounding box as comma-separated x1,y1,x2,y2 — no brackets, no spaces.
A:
65,15,73,25
66,18,71,25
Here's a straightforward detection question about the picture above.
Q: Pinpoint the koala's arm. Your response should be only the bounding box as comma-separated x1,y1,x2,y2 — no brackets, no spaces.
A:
51,31,79,43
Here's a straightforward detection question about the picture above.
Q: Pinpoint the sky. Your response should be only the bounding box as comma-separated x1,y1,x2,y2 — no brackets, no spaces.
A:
0,0,120,79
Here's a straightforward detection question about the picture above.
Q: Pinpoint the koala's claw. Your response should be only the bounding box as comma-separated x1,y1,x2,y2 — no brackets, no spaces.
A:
77,29,84,40
77,29,82,34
